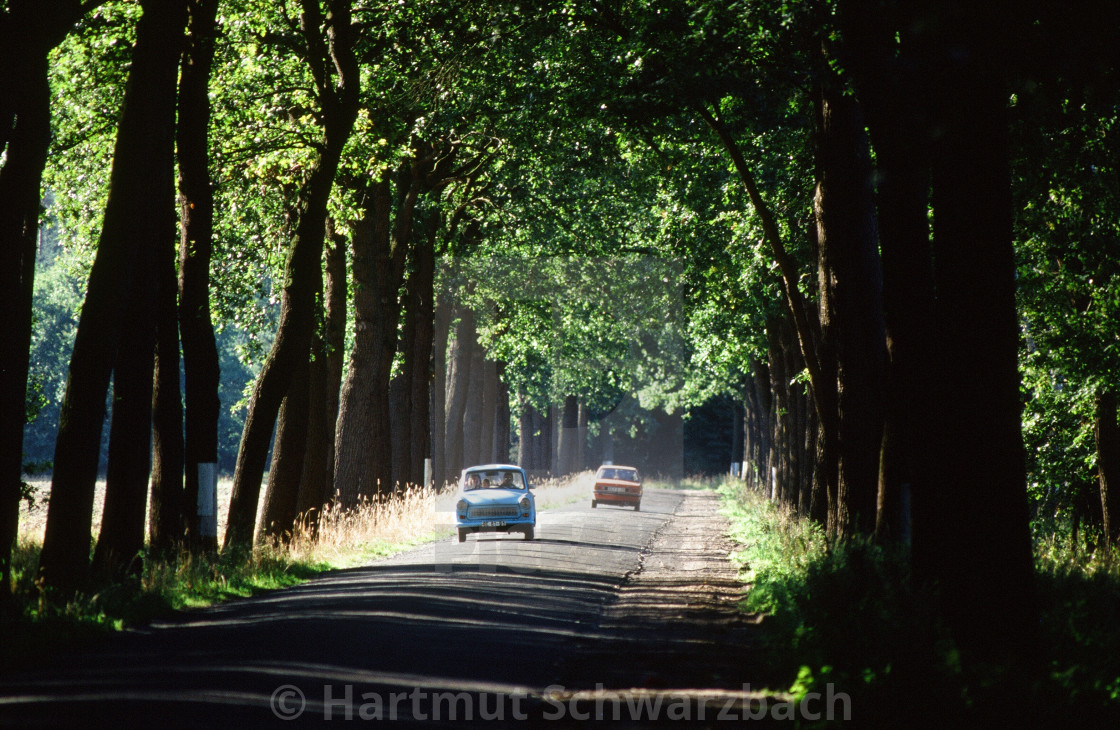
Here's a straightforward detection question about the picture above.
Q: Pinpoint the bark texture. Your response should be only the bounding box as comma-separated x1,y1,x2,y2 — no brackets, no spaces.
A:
225,0,359,549
40,0,187,592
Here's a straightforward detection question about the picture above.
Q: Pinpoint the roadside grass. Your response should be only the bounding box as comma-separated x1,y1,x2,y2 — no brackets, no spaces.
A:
4,472,591,667
717,477,1120,727
646,475,714,491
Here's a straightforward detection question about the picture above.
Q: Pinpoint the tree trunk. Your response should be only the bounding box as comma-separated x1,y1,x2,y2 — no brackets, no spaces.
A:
577,400,589,472
93,252,160,580
225,0,359,550
814,65,886,537
333,187,394,504
478,359,498,463
177,0,222,553
148,219,185,555
751,361,772,493
461,334,484,468
407,215,436,486
556,395,580,477
0,0,91,603
1095,390,1120,547
494,363,510,464
258,351,311,542
516,393,535,471
442,308,474,483
39,0,187,593
550,403,560,476
918,27,1037,665
389,374,409,489
765,321,788,503
431,296,450,487
335,151,425,503
295,225,347,531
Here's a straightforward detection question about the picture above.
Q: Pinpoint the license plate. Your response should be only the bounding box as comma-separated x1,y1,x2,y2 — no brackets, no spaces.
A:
604,486,629,493
482,520,507,527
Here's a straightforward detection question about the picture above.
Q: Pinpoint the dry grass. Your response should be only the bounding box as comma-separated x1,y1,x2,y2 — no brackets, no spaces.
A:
18,471,596,568
5,470,599,633
286,470,594,567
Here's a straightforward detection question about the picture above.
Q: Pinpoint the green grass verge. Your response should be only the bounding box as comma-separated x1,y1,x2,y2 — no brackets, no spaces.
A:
717,479,1120,728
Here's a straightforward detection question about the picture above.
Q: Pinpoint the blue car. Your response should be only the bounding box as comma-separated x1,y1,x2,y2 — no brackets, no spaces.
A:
455,464,536,542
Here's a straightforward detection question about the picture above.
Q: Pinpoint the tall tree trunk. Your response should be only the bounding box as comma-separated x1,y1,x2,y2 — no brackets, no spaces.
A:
550,403,560,476
405,214,436,486
751,361,772,493
258,350,312,542
577,400,589,472
225,0,359,550
335,151,426,504
430,296,450,487
295,225,347,532
332,210,381,504
148,220,185,555
478,359,498,463
1095,390,1120,547
765,320,788,503
835,0,933,546
461,334,484,468
494,363,510,464
0,0,96,603
403,213,436,488
542,404,554,476
442,307,474,483
556,395,580,477
802,386,819,513
918,21,1037,665
516,395,531,470
814,65,886,537
177,0,222,553
93,248,161,580
389,374,409,489
39,0,187,593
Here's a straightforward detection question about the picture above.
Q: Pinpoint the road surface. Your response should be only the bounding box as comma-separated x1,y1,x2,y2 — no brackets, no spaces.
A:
0,490,794,728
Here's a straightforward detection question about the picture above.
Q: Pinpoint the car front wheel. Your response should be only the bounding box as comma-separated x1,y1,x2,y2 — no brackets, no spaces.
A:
524,526,534,540
458,528,468,543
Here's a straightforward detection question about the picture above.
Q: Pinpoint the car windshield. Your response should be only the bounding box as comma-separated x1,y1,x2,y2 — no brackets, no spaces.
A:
598,467,638,481
462,470,524,490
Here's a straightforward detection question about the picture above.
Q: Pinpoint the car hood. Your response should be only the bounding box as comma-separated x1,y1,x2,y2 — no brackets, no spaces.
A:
459,488,530,505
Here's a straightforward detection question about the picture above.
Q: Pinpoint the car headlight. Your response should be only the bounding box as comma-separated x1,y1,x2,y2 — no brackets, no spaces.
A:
456,499,468,516
519,496,531,515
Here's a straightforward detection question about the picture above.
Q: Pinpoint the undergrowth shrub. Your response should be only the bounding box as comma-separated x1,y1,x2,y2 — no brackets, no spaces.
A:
719,479,1120,727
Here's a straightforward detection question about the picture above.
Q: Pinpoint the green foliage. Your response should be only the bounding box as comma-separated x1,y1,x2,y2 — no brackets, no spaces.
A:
42,1,138,258
1012,35,1120,540
1035,539,1120,707
720,479,1120,725
23,241,87,466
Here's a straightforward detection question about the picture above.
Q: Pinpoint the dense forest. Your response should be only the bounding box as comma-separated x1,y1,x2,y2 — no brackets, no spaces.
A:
3,0,1120,704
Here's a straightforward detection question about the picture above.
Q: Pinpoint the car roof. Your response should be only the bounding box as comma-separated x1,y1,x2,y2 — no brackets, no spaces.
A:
462,464,525,473
598,464,638,471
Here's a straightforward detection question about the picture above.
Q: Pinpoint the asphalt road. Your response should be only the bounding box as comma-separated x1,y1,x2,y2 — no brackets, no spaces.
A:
0,490,786,728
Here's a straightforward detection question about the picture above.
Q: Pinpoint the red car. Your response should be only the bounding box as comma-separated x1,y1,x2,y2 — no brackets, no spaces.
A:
591,465,642,511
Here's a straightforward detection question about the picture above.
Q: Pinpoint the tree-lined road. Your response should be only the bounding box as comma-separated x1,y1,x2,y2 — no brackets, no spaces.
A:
1,491,783,727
